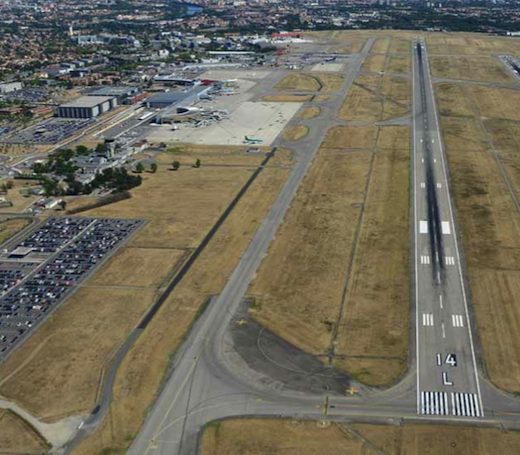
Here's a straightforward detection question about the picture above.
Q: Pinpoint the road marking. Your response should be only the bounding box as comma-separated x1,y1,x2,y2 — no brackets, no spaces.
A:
420,255,430,264
422,313,434,326
420,182,425,189
441,221,451,234
436,182,442,188
420,220,428,234
439,295,443,309
421,157,424,163
442,371,453,386
434,158,437,163
452,314,464,327
445,256,455,265
441,322,446,338
420,391,450,416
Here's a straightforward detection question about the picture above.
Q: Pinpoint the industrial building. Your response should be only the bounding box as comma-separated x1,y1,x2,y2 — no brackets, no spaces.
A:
57,95,117,119
87,86,140,104
146,86,211,109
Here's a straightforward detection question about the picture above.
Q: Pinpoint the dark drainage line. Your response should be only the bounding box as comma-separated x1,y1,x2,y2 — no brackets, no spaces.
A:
65,149,277,453
139,148,275,329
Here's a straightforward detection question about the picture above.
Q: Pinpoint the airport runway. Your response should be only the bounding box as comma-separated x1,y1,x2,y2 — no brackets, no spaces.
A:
412,41,483,418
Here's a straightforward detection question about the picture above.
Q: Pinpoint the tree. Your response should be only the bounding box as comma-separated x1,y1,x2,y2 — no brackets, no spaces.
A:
150,162,157,173
135,162,144,173
95,143,107,155
75,145,90,155
194,158,201,168
172,161,180,171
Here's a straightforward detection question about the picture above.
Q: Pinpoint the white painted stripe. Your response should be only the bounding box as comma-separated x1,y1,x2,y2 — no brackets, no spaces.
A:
420,182,426,189
421,255,430,265
439,392,444,415
421,391,425,414
436,182,442,188
433,392,438,415
441,221,451,234
439,295,443,309
455,393,461,415
444,393,449,415
451,393,456,416
474,395,481,417
445,256,455,265
468,393,475,416
420,220,428,234
464,394,471,416
441,322,445,338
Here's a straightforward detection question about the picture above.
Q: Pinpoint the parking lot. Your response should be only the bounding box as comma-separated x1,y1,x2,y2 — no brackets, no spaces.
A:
1,118,94,145
0,216,143,360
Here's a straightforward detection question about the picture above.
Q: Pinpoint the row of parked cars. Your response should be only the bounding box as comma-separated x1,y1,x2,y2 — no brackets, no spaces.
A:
0,216,142,359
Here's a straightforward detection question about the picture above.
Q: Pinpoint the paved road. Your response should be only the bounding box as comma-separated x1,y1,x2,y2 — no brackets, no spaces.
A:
412,41,483,418
127,38,376,455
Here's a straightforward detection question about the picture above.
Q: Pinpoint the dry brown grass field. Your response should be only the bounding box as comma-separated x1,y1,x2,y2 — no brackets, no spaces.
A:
201,419,520,455
430,55,513,83
322,125,378,149
0,217,31,244
333,126,410,385
249,147,371,355
275,73,321,91
276,72,344,93
262,94,313,102
426,33,520,56
0,150,288,424
436,79,520,392
339,73,410,122
299,106,321,119
72,165,290,454
283,125,309,141
0,409,50,454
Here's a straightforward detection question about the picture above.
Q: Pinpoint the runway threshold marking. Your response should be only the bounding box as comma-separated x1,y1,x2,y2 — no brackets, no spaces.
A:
420,255,430,265
445,256,455,265
420,385,484,417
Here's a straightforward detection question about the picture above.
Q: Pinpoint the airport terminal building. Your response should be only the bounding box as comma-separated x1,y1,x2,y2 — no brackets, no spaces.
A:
57,95,117,119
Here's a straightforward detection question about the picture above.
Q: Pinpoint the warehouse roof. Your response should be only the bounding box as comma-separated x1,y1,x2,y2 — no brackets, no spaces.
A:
59,95,115,108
